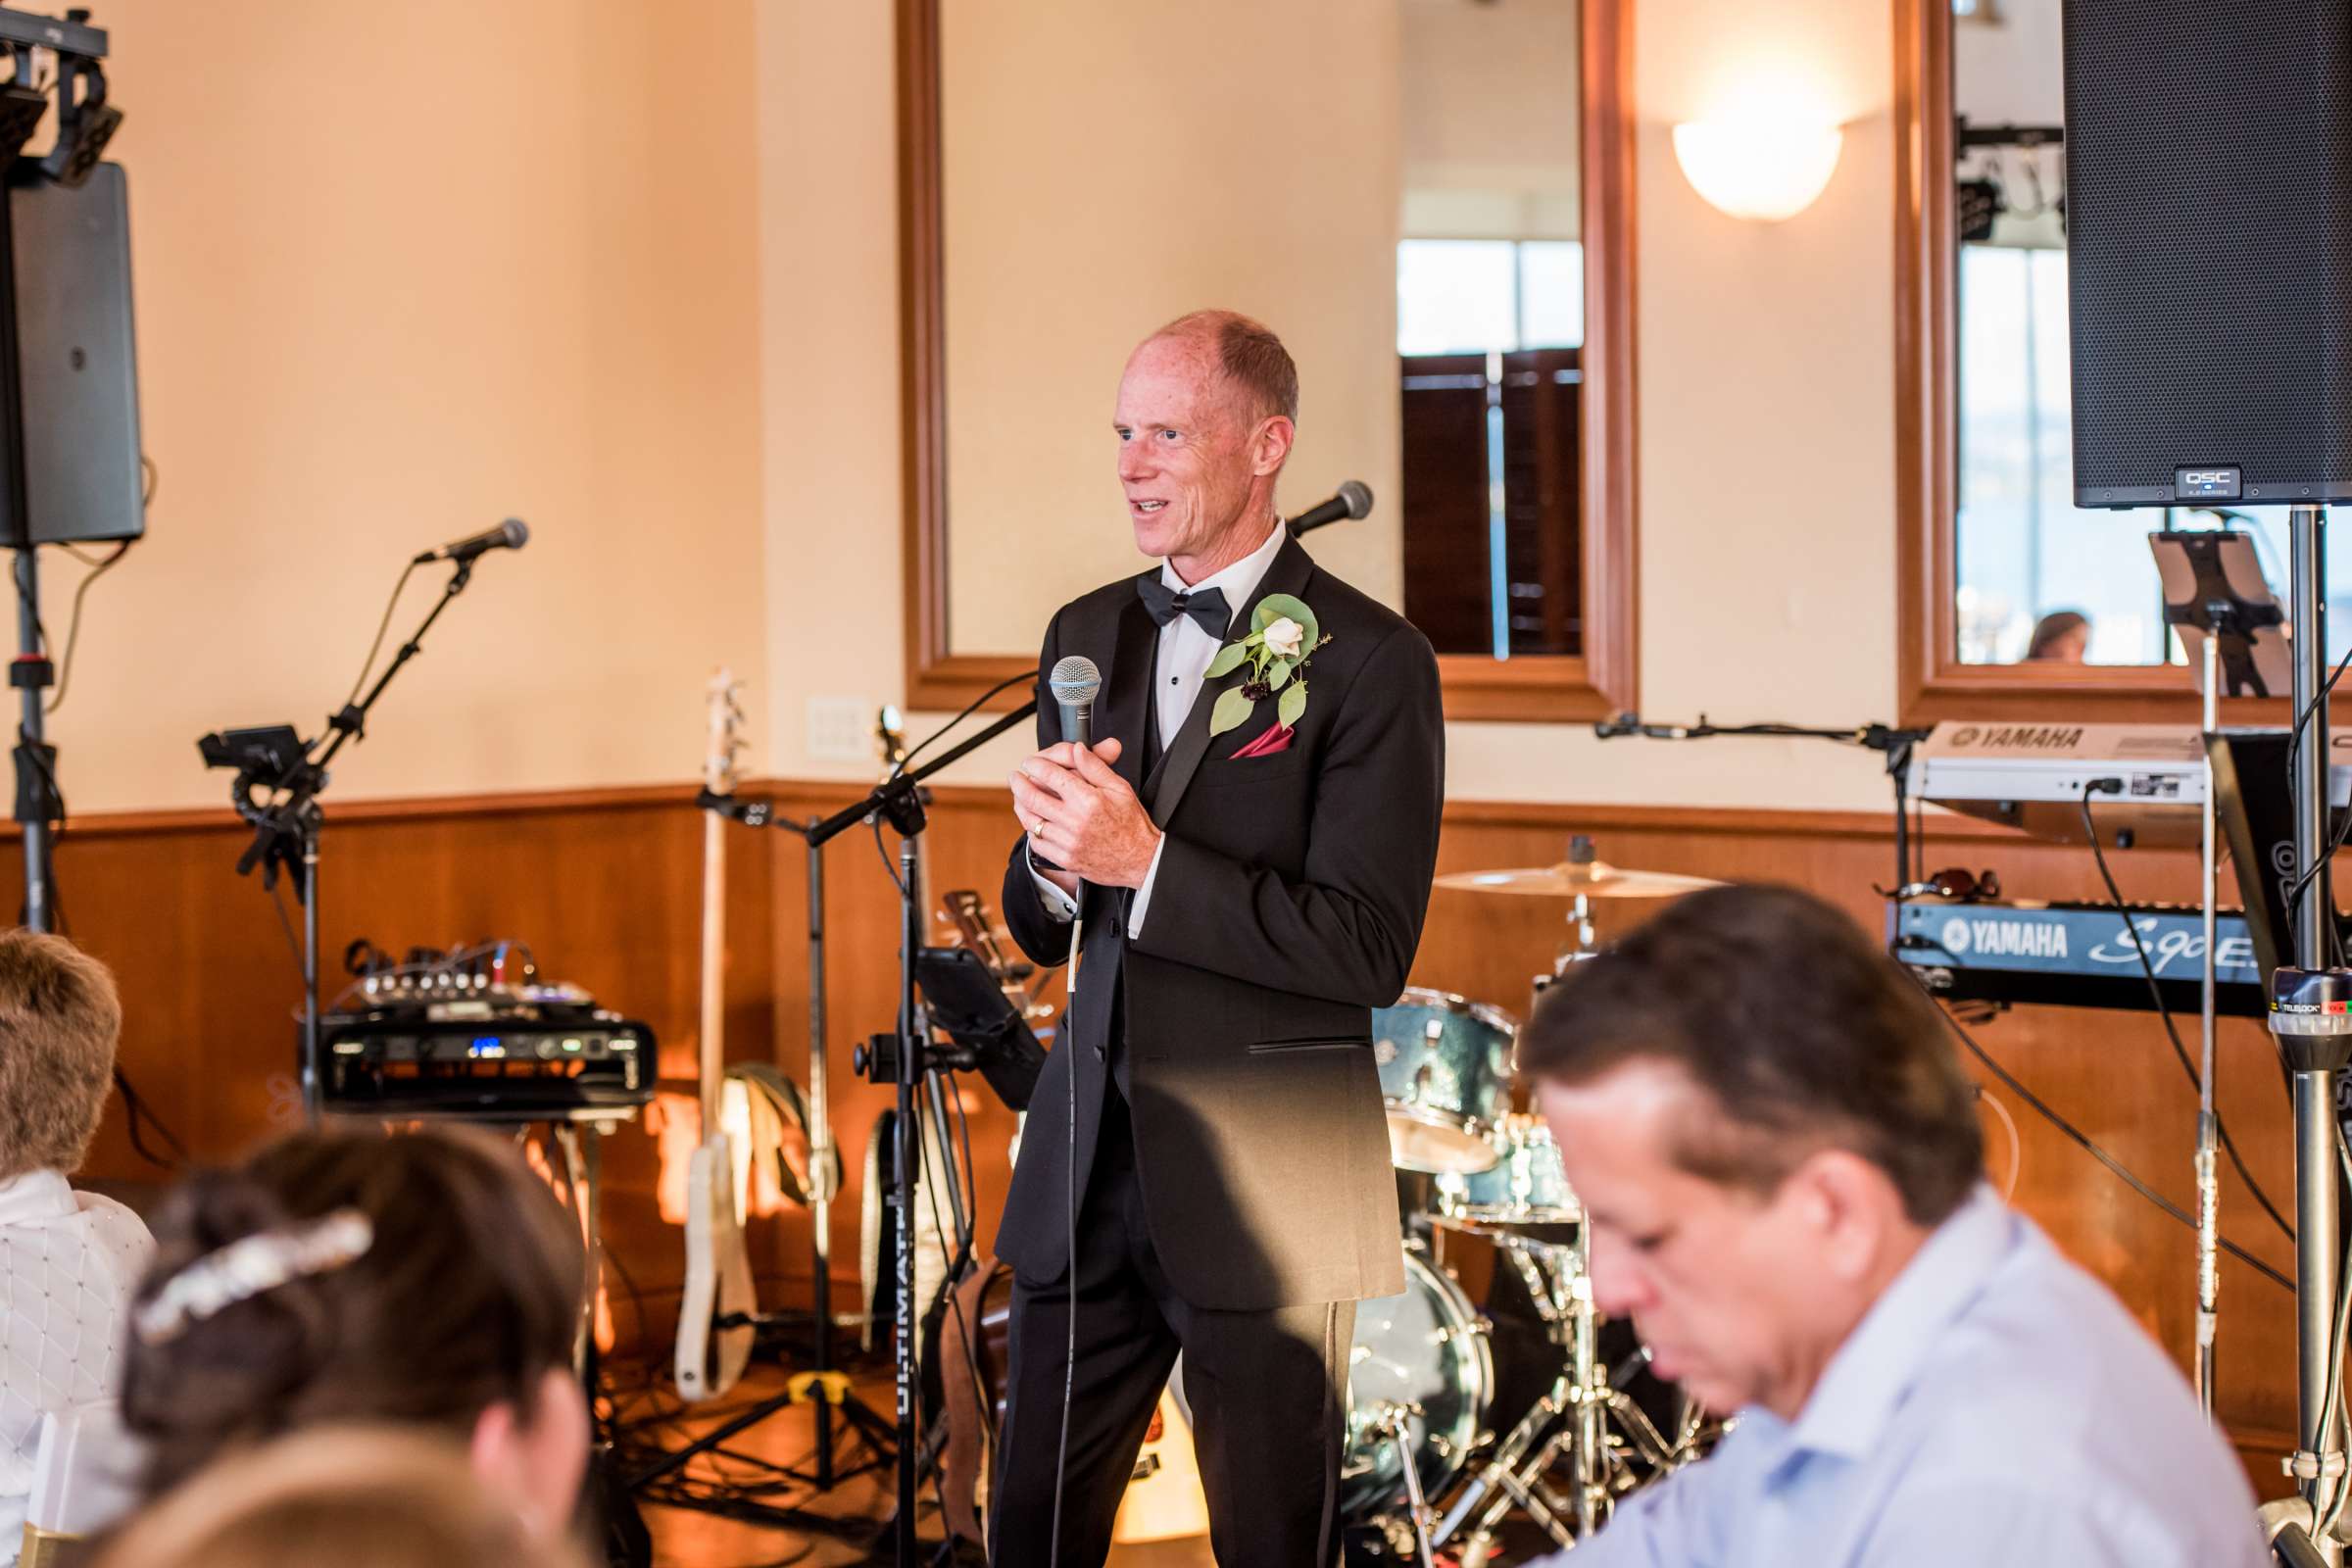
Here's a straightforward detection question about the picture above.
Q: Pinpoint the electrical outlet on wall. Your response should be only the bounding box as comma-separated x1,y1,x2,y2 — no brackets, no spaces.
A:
807,696,871,763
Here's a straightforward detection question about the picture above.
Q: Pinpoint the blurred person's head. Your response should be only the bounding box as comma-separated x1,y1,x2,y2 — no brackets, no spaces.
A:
121,1125,588,1537
1517,884,1985,1421
87,1425,592,1568
0,926,123,1181
2027,609,2090,662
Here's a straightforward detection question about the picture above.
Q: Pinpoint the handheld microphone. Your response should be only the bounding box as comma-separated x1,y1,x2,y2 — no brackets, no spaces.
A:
414,517,529,566
1286,479,1374,537
1049,655,1102,749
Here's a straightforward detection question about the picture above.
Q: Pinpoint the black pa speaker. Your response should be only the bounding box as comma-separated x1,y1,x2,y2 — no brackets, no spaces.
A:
2,161,144,546
2064,0,2352,510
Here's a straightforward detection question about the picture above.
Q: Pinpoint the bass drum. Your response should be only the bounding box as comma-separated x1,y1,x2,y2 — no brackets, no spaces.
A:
1340,1244,1492,1521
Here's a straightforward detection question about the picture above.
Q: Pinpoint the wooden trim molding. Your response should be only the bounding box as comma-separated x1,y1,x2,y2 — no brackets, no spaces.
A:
1890,0,2271,727
896,0,1639,722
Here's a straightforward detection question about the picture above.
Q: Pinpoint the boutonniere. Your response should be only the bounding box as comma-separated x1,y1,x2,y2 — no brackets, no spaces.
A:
1204,592,1331,753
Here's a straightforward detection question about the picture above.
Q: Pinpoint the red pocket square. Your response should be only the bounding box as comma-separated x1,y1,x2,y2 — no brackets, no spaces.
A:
1230,723,1295,760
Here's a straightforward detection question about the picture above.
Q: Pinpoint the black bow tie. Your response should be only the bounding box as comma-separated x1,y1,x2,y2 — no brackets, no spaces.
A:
1136,578,1231,638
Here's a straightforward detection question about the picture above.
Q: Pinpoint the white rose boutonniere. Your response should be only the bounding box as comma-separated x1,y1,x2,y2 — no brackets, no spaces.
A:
1204,592,1332,748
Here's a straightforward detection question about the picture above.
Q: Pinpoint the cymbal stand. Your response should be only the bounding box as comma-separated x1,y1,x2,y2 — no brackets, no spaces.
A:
1435,1235,1689,1564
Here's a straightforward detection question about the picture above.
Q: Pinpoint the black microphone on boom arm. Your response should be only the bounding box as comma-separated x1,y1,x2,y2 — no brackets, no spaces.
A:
414,517,529,566
1286,480,1374,537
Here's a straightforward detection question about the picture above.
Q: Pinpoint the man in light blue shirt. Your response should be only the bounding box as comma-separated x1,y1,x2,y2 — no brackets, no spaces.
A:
1516,884,2269,1568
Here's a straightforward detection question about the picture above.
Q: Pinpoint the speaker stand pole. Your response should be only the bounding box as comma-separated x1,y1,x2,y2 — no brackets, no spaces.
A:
8,542,52,932
2279,502,2350,1553
2197,629,2221,1420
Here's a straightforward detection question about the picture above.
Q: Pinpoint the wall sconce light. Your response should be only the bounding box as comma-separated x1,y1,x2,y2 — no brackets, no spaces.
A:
1672,118,1845,221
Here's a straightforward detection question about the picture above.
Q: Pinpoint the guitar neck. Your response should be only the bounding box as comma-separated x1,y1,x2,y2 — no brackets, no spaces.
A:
699,801,726,1128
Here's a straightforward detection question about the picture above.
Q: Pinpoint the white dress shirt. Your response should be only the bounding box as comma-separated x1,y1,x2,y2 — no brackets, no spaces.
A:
0,1168,150,1565
1029,515,1288,938
1538,1186,2267,1568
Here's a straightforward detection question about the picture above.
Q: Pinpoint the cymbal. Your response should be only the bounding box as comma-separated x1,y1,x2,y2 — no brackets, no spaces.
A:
1434,858,1723,900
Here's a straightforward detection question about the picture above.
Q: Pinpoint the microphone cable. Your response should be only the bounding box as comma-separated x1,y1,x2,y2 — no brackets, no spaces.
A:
1049,900,1081,1568
1917,971,2291,1292
2078,783,2295,1242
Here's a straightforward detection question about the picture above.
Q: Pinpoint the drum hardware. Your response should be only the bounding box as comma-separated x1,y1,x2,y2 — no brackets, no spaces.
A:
1434,1230,1698,1560
1356,1401,1441,1568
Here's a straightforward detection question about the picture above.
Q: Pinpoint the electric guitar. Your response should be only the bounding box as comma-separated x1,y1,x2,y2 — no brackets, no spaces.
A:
675,669,759,1401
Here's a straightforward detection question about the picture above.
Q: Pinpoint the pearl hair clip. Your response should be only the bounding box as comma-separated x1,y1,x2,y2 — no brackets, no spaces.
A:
133,1208,374,1346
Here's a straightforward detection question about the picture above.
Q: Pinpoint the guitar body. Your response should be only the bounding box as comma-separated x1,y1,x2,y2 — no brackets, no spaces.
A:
675,670,759,1402
675,1135,758,1399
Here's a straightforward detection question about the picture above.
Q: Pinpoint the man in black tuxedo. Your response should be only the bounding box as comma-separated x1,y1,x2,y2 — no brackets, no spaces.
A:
990,311,1444,1567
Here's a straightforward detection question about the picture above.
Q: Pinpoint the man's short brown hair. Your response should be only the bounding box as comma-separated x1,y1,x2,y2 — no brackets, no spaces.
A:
1154,309,1299,425
0,927,123,1179
1517,884,1984,1226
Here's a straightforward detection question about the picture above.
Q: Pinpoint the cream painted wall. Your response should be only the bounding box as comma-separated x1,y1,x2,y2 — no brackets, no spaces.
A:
1401,0,1582,240
936,0,1404,658
760,0,1911,819
54,0,765,813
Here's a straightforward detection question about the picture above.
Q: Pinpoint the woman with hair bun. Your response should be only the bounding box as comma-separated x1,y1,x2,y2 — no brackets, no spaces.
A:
119,1124,590,1541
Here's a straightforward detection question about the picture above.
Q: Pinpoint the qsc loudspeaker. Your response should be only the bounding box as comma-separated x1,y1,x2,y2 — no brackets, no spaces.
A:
3,161,143,545
2064,0,2352,510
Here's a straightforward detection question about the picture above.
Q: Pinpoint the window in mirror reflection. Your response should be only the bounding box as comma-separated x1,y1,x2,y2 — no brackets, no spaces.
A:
1949,0,2352,667
1396,0,1584,662
1396,241,1587,661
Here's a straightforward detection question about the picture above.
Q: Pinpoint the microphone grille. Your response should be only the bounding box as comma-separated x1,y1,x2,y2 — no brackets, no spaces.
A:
1049,655,1102,706
1338,479,1374,519
502,517,530,549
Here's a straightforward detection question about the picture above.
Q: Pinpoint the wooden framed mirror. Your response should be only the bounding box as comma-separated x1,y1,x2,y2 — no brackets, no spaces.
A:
897,0,1638,721
1893,0,2316,724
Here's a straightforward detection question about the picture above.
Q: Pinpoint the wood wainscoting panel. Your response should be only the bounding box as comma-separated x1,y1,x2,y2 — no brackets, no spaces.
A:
11,779,2300,1486
8,785,779,1356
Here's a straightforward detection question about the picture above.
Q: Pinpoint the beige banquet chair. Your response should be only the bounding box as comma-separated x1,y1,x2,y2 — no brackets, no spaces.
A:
18,1402,141,1567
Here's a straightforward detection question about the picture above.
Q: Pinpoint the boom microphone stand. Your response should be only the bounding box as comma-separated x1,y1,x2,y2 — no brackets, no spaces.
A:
676,788,897,1497
199,555,490,1123
808,688,1038,1567
2151,525,2289,1420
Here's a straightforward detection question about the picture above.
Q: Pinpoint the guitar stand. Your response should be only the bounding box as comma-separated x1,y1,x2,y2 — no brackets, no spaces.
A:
656,791,896,1508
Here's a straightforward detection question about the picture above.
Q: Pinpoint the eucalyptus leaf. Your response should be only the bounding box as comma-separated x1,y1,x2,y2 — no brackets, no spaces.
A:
1278,679,1308,729
1209,686,1257,738
1266,657,1296,691
1205,641,1250,679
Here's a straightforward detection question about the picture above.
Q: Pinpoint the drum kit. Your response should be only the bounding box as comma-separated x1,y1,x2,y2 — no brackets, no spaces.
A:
1334,837,1724,1565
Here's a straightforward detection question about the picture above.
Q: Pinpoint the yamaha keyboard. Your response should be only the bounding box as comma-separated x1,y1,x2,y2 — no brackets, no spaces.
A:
1906,720,2352,849
1889,898,2265,1016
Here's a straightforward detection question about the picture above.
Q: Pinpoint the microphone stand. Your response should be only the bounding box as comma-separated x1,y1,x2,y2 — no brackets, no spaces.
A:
203,557,483,1124
650,787,900,1513
1593,713,1934,898
806,692,1038,1567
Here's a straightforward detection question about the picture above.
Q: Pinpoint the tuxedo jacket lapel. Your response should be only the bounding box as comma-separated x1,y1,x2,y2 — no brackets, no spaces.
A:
1143,533,1316,828
1100,586,1157,793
